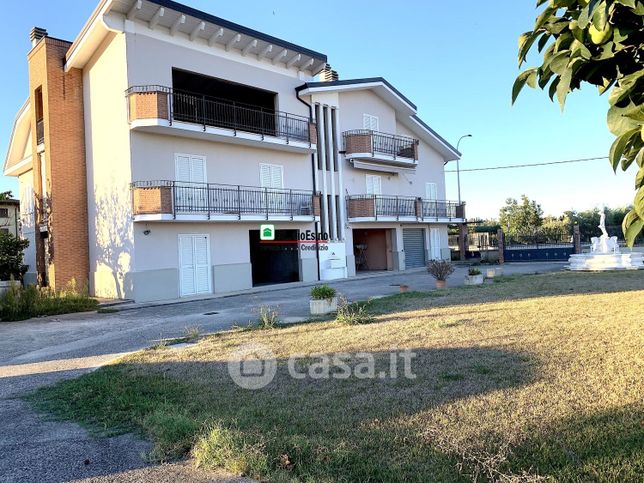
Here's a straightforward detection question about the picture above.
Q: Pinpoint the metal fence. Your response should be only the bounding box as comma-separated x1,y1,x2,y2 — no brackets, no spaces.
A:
133,180,318,219
126,86,311,143
344,130,418,159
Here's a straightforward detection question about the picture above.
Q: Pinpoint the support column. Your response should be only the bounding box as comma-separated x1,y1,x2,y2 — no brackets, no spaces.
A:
459,224,467,261
332,107,346,241
316,104,330,238
497,229,505,265
325,106,337,240
573,224,581,254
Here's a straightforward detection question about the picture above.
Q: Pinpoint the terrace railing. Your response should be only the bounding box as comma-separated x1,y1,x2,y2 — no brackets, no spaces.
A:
131,180,320,220
346,194,465,221
126,86,312,144
343,130,419,161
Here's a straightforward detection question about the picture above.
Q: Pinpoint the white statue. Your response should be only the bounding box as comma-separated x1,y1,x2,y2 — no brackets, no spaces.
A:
591,210,619,254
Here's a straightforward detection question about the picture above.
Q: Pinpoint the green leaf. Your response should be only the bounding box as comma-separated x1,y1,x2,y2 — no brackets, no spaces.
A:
607,102,641,136
637,147,644,168
537,32,551,52
609,128,639,171
636,165,644,190
578,5,591,29
549,77,560,101
556,68,573,110
635,186,644,219
622,210,644,247
591,1,608,30
549,50,571,74
512,68,538,104
615,0,636,8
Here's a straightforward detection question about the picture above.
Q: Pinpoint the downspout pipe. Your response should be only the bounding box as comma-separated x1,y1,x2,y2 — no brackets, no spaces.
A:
296,91,321,282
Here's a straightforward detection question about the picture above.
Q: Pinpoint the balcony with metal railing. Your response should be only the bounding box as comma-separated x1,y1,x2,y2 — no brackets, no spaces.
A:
131,180,321,222
343,130,419,168
346,194,465,222
126,86,317,153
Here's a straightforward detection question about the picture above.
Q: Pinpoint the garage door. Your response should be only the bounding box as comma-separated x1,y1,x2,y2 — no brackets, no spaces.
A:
403,228,426,268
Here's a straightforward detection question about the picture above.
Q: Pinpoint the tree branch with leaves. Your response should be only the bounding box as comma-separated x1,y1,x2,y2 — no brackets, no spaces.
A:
513,0,643,245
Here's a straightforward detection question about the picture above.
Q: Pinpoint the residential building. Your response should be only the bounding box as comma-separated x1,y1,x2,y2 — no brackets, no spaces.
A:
3,0,464,302
0,199,20,237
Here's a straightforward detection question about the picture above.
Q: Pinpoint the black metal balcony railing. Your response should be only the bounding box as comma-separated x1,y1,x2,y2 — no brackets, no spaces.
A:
346,194,465,221
126,85,311,143
36,119,44,145
132,180,319,219
344,130,419,160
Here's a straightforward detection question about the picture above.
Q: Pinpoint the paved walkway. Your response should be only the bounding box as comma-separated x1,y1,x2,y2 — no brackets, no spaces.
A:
0,262,565,482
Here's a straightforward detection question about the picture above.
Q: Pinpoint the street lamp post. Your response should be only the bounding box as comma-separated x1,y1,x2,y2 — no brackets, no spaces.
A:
455,134,472,205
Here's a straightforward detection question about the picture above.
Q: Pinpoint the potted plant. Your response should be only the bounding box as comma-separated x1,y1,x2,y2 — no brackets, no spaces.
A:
310,285,338,315
464,267,484,285
426,260,454,289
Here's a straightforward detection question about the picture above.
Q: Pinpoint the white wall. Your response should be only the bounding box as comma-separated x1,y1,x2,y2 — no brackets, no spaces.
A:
125,32,310,117
83,32,134,299
130,132,313,190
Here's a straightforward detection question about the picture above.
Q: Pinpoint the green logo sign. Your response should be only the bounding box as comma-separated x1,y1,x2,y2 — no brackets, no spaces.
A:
260,224,275,241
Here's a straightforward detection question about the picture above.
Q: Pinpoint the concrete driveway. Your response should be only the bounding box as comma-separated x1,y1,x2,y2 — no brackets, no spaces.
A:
0,262,565,482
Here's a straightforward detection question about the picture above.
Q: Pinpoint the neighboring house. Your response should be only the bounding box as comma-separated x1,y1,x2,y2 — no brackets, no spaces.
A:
0,199,20,237
3,0,464,302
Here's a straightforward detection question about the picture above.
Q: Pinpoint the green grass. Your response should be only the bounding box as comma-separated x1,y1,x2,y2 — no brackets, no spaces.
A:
27,271,644,481
0,284,98,321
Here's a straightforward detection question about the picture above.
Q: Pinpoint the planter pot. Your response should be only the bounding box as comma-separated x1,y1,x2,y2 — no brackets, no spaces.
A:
486,267,503,278
464,274,485,286
435,280,446,289
310,297,338,315
0,280,17,296
400,284,409,293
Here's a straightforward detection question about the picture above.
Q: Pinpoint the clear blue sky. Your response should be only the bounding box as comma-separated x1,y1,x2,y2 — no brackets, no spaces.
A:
0,0,636,219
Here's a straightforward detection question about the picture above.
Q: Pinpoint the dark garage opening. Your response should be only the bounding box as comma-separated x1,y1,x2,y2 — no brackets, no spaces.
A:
353,228,393,272
172,68,277,135
250,229,300,286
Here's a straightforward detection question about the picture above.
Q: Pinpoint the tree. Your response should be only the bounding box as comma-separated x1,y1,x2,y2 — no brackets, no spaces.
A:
0,232,29,281
0,191,13,201
499,195,544,238
513,0,644,246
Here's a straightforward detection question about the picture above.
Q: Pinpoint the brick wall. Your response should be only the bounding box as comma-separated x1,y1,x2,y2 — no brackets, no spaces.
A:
128,91,169,121
347,198,375,218
132,186,173,215
312,194,321,217
345,133,372,154
28,37,89,291
309,122,318,145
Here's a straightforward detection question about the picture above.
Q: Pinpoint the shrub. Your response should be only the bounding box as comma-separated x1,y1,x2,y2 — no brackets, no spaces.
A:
0,232,29,281
0,284,98,322
310,284,337,301
426,260,455,281
336,297,375,325
468,267,482,276
256,305,280,329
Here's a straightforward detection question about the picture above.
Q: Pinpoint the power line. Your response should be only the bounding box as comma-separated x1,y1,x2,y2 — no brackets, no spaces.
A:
445,156,608,173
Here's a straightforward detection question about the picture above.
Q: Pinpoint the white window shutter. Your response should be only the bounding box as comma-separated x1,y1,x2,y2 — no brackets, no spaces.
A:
426,183,437,200
272,165,284,189
193,235,211,293
190,156,206,184
363,114,379,131
260,164,272,188
175,155,192,182
366,175,382,195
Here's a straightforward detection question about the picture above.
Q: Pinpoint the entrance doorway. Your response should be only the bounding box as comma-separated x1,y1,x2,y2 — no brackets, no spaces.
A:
353,228,393,271
179,234,212,297
249,229,300,286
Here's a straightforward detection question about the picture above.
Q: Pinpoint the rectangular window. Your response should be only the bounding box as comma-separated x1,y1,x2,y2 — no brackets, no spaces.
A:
366,174,382,195
0,209,8,218
425,182,438,200
259,163,284,189
335,195,342,239
363,114,379,131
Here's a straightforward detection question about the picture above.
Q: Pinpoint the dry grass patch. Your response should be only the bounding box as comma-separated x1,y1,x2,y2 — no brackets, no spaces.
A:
29,271,644,481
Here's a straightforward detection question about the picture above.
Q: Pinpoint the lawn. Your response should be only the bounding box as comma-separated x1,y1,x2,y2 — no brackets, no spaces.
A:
29,271,644,481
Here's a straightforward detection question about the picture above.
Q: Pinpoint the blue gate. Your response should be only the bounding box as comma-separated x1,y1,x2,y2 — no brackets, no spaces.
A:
503,237,574,262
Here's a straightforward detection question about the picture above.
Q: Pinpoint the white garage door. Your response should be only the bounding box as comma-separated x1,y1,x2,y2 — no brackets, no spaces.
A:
403,228,426,269
179,234,212,297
